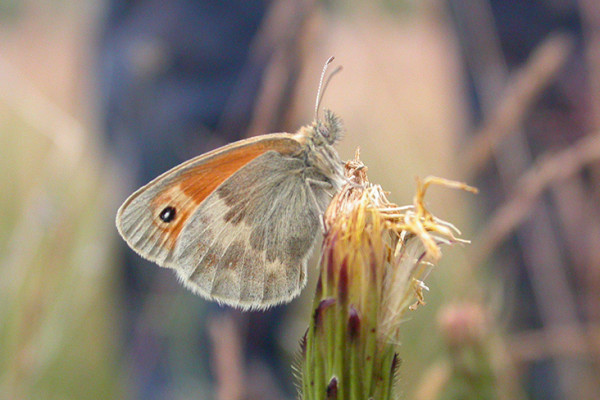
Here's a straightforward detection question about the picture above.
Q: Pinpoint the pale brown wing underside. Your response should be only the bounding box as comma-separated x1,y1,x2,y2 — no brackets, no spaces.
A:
115,133,302,267
172,150,333,309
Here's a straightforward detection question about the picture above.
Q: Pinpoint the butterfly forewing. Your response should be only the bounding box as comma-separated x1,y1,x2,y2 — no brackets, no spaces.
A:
116,134,302,268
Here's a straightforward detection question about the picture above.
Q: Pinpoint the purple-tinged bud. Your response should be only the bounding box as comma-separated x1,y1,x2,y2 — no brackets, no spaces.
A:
326,376,338,400
314,298,336,329
348,306,361,340
337,257,348,305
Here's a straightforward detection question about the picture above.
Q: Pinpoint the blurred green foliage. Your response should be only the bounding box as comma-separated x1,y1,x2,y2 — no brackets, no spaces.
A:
0,109,122,399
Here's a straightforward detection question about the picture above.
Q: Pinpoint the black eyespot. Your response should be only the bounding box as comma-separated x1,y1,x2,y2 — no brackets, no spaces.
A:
159,206,176,223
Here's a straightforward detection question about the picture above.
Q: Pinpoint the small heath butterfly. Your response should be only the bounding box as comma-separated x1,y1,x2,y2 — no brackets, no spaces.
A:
116,57,345,310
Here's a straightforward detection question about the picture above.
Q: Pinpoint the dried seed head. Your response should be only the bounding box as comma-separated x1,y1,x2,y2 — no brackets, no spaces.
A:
300,150,475,400
322,151,476,344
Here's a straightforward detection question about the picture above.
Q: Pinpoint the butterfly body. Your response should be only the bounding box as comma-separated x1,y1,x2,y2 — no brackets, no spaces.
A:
116,110,345,310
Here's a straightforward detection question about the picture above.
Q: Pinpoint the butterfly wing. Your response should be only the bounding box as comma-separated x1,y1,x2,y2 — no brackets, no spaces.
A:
172,150,334,309
116,134,302,268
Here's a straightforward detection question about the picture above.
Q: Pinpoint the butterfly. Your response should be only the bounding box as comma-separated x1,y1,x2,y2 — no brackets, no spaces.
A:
116,57,345,310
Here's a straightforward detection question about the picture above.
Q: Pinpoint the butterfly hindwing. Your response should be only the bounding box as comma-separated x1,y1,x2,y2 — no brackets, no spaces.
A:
173,150,334,309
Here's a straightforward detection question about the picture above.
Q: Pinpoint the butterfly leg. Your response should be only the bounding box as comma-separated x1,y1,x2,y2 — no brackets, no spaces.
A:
307,178,337,197
305,178,335,232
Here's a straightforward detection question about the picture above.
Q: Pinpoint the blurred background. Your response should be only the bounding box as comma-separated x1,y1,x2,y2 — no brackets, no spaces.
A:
1,0,599,399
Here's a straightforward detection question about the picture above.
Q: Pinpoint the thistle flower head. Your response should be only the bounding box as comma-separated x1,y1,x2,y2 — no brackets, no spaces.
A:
325,151,476,343
300,149,476,400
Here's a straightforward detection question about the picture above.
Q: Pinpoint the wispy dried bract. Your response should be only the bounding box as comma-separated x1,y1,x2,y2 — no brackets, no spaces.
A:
326,151,476,343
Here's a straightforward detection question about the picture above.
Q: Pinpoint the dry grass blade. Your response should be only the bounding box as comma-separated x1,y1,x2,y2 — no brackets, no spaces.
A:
578,0,600,128
460,33,574,176
471,130,600,265
507,323,600,363
0,58,86,168
224,0,318,138
208,315,245,400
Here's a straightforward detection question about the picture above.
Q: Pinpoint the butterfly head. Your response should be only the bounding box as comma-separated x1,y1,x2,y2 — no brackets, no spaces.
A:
315,109,344,145
300,110,345,191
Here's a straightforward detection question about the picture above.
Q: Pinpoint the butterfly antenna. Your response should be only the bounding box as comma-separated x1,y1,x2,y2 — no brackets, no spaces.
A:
315,56,343,120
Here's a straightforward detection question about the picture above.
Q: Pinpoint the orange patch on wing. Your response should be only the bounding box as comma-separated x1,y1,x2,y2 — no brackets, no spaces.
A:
150,186,196,250
150,136,302,250
177,136,302,199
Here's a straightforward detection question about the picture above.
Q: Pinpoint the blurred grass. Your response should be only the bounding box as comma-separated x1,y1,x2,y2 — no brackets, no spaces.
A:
0,80,122,399
0,2,124,396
